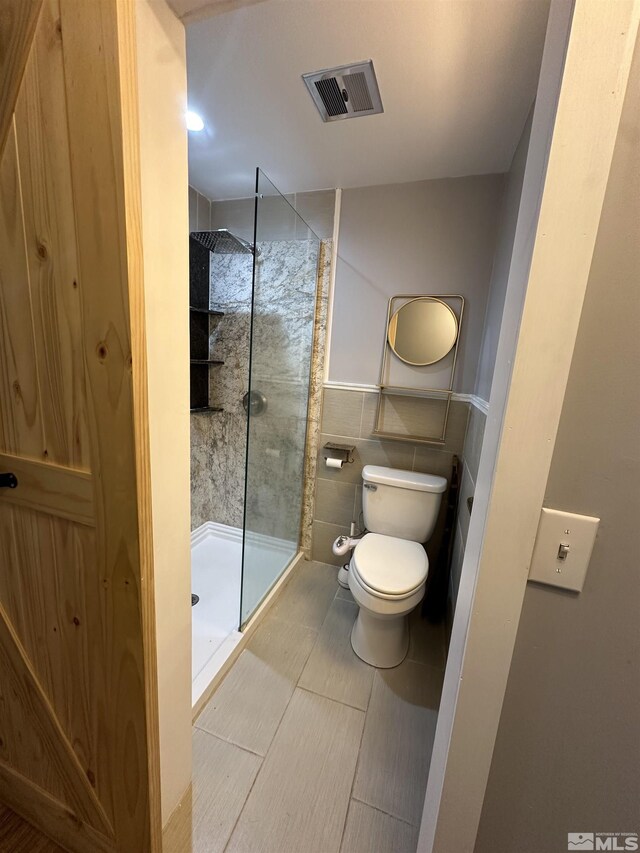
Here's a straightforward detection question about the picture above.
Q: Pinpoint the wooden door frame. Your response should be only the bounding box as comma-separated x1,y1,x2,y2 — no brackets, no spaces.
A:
417,2,640,851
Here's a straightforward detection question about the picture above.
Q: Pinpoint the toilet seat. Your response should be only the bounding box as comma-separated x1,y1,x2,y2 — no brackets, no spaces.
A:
351,533,428,599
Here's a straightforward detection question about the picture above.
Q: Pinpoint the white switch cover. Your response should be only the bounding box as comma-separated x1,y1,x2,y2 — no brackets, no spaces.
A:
528,508,600,592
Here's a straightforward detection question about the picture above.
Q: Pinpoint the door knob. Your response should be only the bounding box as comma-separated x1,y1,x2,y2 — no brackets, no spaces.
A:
0,473,18,489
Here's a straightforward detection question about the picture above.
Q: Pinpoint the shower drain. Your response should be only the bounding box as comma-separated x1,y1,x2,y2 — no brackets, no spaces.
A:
191,594,199,606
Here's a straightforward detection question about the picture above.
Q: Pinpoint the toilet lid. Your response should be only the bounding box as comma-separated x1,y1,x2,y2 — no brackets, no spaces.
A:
352,533,428,596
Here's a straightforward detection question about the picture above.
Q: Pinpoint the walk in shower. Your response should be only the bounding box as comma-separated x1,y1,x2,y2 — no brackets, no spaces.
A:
190,169,320,703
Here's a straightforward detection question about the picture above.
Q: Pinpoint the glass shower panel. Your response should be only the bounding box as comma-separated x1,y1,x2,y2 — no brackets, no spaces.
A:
240,169,320,625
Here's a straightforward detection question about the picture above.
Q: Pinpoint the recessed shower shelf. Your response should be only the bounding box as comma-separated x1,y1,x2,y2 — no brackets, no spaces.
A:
190,306,224,317
190,359,224,365
190,406,223,414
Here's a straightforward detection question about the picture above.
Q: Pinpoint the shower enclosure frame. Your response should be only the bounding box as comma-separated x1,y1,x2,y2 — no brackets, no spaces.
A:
239,167,321,629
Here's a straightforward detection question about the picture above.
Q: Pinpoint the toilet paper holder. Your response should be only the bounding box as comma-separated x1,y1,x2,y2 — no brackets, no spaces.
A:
322,443,355,465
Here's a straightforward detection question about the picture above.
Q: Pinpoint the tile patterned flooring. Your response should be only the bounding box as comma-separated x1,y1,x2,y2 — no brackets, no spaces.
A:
165,560,446,853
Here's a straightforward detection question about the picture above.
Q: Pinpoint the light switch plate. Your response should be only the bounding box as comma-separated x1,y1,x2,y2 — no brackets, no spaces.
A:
528,508,600,592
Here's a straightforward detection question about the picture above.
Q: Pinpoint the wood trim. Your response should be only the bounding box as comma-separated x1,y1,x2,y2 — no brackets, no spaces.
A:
60,0,161,848
0,452,94,525
113,1,163,848
419,2,640,851
0,0,43,160
0,601,113,837
0,760,115,853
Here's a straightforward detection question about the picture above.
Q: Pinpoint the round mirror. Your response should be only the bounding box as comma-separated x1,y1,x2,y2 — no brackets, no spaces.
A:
388,297,458,366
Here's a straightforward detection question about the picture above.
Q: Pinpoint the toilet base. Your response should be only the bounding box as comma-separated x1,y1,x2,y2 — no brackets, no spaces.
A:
350,607,409,669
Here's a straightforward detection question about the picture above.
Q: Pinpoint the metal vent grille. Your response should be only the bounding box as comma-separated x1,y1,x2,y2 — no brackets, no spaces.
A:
314,77,348,117
343,72,373,112
302,60,383,122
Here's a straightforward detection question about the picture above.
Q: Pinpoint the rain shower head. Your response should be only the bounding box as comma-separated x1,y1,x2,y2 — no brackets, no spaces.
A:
190,229,255,254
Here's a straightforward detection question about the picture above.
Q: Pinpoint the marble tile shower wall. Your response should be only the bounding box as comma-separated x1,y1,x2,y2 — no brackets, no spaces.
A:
242,240,319,542
189,186,215,530
189,186,334,534
311,387,471,565
191,240,322,536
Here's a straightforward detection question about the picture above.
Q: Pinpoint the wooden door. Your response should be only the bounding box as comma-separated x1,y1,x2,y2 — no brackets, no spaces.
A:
0,1,161,851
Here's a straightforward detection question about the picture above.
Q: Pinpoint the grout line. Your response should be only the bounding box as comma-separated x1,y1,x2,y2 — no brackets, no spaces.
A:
218,569,343,852
193,726,265,759
399,656,448,678
222,749,264,853
337,679,371,851
296,684,369,715
339,798,355,853
350,795,421,828
221,656,319,851
461,455,476,491
321,430,455,455
357,391,366,438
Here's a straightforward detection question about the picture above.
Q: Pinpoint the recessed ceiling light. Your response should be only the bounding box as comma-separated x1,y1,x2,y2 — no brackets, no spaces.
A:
186,110,205,132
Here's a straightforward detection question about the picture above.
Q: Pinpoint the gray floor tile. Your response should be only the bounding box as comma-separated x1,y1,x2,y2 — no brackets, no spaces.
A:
268,559,339,629
407,608,447,670
353,660,443,825
341,800,419,853
226,689,364,853
163,729,261,853
195,616,317,755
336,584,354,602
299,597,375,710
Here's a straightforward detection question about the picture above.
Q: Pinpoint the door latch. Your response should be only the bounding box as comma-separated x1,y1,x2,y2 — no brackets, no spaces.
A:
0,473,18,489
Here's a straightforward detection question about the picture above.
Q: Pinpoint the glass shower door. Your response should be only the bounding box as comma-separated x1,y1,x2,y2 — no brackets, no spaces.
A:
240,169,320,626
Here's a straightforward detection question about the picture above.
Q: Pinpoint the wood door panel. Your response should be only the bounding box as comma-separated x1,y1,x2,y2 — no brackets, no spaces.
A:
0,0,161,848
13,0,90,471
0,0,43,161
0,504,110,819
0,764,115,853
0,123,45,459
0,453,94,525
0,593,112,836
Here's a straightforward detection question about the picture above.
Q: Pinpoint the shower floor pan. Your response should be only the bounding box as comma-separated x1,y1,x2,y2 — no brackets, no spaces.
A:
191,522,297,707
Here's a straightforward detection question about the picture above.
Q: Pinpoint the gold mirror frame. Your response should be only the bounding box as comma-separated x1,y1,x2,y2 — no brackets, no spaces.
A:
387,297,459,366
374,294,464,445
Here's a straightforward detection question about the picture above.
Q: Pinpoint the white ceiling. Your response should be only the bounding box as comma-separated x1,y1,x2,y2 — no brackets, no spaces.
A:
186,0,550,200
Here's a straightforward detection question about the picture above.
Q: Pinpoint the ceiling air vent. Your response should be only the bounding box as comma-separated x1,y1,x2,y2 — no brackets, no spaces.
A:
302,60,383,122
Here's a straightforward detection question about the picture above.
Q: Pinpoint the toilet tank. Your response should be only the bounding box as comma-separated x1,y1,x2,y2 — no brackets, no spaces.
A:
362,465,447,543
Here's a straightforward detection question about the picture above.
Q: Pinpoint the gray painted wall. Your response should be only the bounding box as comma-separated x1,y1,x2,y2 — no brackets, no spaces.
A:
447,109,533,611
208,190,335,243
475,39,640,853
328,176,504,391
445,113,532,610
475,110,533,402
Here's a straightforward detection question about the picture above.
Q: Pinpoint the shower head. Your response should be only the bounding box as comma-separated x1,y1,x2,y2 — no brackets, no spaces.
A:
190,229,257,255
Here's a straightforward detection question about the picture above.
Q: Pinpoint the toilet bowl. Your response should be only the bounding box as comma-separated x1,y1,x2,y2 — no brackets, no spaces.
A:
339,465,446,668
348,532,428,668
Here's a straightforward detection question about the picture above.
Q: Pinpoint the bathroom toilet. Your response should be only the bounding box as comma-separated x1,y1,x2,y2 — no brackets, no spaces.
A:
347,465,447,668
